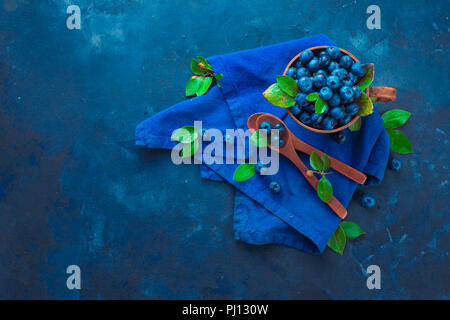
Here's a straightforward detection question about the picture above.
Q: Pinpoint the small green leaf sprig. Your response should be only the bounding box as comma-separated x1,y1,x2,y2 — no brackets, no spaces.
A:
307,151,333,203
171,126,199,158
327,221,365,255
186,57,223,97
382,109,413,154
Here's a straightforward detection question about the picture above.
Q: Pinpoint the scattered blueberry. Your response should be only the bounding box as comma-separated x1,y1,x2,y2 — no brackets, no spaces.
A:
331,131,347,144
272,122,285,134
297,76,313,93
271,135,285,147
339,55,353,69
319,86,333,101
361,194,376,208
286,67,297,78
269,181,281,193
254,162,265,174
259,121,272,134
389,158,402,171
299,50,314,65
351,62,366,77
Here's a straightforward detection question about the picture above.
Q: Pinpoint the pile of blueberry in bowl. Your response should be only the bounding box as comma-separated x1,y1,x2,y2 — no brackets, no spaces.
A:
284,46,367,133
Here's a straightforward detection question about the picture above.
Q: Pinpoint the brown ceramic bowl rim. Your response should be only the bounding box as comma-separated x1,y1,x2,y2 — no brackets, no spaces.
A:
284,45,361,134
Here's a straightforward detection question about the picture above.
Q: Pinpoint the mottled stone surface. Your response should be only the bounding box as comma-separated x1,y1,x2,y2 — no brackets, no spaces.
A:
0,1,448,299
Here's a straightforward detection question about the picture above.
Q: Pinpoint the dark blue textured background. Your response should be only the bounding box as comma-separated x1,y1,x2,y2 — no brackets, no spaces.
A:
0,0,448,299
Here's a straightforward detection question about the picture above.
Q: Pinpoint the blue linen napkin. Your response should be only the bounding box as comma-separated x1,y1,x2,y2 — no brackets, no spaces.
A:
136,34,390,253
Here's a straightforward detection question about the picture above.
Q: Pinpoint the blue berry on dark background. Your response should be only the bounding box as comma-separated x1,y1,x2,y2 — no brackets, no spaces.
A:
361,194,376,208
254,162,265,174
339,55,353,69
352,86,362,98
351,62,366,77
269,181,281,193
319,55,330,68
296,67,310,78
340,86,354,100
295,93,310,107
319,86,333,101
299,50,314,65
308,57,320,73
331,130,347,144
389,158,402,171
332,68,348,80
311,112,324,124
326,46,341,60
330,107,345,120
259,121,272,134
322,117,336,130
286,67,296,78
299,113,311,124
346,103,359,115
297,76,313,93
328,93,341,107
339,115,352,126
313,74,327,88
316,69,327,77
289,104,301,115
294,60,302,68
327,75,340,89
304,103,316,113
328,61,339,73
272,122,285,133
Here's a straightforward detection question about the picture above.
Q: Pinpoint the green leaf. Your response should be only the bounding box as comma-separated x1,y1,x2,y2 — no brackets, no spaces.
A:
196,77,213,96
233,163,256,182
355,92,374,117
340,221,365,240
382,109,411,129
249,130,268,147
321,154,331,171
197,56,212,69
317,175,333,203
276,75,299,97
309,151,323,171
185,77,202,96
171,126,199,143
327,225,346,255
263,83,296,108
315,96,327,114
306,93,319,102
386,129,413,154
357,63,374,91
180,140,199,158
348,117,362,132
215,74,223,80
370,97,377,103
190,58,203,75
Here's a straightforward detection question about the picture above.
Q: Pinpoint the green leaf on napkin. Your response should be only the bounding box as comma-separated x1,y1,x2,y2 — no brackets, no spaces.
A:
321,153,331,171
171,126,199,143
357,63,374,91
277,75,299,97
233,163,256,182
190,58,204,75
197,56,212,70
327,225,346,255
310,151,323,171
185,77,203,96
263,83,296,108
387,129,413,154
196,77,213,96
341,221,365,240
317,175,333,203
250,130,269,148
355,92,374,117
348,117,362,132
382,109,411,129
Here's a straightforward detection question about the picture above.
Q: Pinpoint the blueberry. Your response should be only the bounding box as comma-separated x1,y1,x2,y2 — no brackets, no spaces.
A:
308,57,320,73
269,181,281,193
271,135,285,147
295,93,310,107
289,104,301,115
319,55,331,68
332,131,347,144
339,115,352,126
346,103,359,115
294,60,302,68
340,86,354,100
296,67,310,78
341,97,354,105
299,112,311,124
254,162,265,174
316,69,327,77
326,75,341,89
297,76,313,93
352,86,362,98
286,67,297,79
332,68,348,80
351,62,366,77
328,61,339,73
313,74,327,88
348,72,357,84
272,122,285,134
259,121,272,134
311,112,324,124
339,55,354,69
322,117,337,130
361,194,376,208
330,107,345,120
299,50,314,65
304,103,316,113
320,86,333,101
389,158,402,171
325,46,341,60
328,93,341,107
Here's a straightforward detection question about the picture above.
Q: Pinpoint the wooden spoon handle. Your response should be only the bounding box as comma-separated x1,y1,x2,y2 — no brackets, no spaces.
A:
283,150,348,219
293,139,367,185
367,86,396,103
